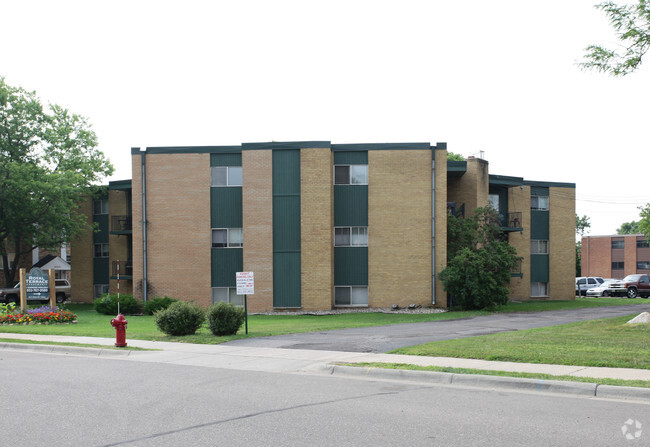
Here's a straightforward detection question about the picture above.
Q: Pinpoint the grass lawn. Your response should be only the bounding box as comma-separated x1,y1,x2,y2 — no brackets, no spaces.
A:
0,297,646,345
392,315,650,369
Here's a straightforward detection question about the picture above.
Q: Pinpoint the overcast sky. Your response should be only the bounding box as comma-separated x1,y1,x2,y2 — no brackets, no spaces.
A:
3,0,648,236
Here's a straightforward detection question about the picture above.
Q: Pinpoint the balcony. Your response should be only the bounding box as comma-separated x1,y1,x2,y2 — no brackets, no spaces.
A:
501,212,523,232
111,259,133,279
110,215,132,234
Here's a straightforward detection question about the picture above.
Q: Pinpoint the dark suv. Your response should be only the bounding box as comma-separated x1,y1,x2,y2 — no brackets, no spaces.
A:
609,274,650,298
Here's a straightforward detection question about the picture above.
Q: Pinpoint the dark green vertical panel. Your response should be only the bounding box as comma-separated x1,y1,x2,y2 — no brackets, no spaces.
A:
211,187,243,227
94,258,109,284
334,247,368,285
273,150,301,308
210,153,242,167
273,252,301,307
211,249,243,287
531,186,549,197
334,186,368,226
531,211,549,240
334,151,368,164
93,215,109,244
530,255,549,282
489,185,508,217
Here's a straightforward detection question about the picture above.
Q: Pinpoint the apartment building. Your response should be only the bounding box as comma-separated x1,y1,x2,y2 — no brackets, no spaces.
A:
70,141,576,309
582,234,650,279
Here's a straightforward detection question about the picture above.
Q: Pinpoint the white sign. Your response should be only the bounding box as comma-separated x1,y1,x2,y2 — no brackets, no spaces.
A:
236,272,254,295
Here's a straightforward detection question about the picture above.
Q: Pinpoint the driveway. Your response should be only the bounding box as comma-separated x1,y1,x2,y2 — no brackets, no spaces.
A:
223,303,650,353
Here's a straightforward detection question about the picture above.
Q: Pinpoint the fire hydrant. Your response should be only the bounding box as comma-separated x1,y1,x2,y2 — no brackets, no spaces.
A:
110,313,128,347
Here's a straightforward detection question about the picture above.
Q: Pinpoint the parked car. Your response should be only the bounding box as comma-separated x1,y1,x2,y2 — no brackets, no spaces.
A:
609,274,650,298
586,279,622,297
0,279,71,304
575,277,604,296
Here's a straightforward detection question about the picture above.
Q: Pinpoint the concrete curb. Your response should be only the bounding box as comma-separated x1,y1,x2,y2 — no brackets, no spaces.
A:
0,342,133,357
324,365,650,402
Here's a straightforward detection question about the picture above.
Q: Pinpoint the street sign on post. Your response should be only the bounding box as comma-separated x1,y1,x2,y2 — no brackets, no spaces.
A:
236,272,254,334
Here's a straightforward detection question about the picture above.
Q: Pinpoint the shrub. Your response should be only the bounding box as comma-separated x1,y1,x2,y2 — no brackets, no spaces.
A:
143,296,178,315
154,301,206,336
93,294,143,315
207,302,245,336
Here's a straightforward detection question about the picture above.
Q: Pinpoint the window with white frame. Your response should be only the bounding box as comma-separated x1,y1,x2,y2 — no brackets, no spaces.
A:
212,287,243,306
211,166,242,187
488,194,500,211
334,165,368,185
531,240,548,254
531,195,549,210
212,228,243,248
94,284,110,298
335,286,368,306
334,227,368,247
94,243,109,258
93,198,108,215
531,282,548,297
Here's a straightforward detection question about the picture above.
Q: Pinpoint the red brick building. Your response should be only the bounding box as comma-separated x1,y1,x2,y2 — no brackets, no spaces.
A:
582,234,650,279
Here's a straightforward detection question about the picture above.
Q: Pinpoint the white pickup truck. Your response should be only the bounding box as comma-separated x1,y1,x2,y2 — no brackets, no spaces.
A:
0,279,71,304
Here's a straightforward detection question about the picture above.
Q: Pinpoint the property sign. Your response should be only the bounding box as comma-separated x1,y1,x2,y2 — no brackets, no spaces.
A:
26,268,49,299
236,272,254,295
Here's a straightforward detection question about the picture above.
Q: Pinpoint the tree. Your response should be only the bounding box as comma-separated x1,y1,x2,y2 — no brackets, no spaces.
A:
575,214,591,276
639,203,650,239
0,77,113,284
580,1,650,76
617,220,641,234
447,152,465,161
439,207,520,310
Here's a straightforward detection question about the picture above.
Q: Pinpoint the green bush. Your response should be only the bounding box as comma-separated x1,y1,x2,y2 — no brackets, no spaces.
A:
207,302,245,336
93,294,142,315
154,301,206,336
143,296,178,315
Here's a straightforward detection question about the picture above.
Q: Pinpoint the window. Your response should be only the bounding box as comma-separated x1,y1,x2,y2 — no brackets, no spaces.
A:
335,286,368,306
334,227,368,247
94,243,109,258
212,287,243,306
637,261,650,270
531,240,548,254
637,239,649,248
612,261,624,270
612,240,625,249
212,228,243,248
211,166,242,187
94,284,109,299
334,165,368,185
531,282,548,297
531,196,549,210
93,198,108,215
488,194,499,211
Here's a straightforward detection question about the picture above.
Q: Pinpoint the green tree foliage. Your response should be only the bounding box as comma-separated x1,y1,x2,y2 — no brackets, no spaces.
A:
439,207,520,310
617,220,641,234
639,204,650,239
0,77,113,284
575,214,591,276
580,0,650,76
446,151,465,161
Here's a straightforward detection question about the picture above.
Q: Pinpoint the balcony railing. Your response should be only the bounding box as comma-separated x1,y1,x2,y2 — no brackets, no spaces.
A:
111,215,132,232
501,212,522,231
111,260,133,277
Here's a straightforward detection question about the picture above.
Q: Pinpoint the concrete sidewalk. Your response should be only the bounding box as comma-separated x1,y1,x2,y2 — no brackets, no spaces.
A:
2,332,650,400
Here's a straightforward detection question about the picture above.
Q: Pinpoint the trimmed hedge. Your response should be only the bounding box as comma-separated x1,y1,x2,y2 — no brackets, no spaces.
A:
94,294,142,315
154,301,206,336
207,302,245,336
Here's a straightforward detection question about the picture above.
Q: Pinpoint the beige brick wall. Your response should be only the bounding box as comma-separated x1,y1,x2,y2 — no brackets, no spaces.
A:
368,150,432,307
507,185,531,299
131,152,212,306
70,197,95,302
434,149,448,307
549,187,576,300
108,189,133,295
301,148,334,310
242,150,274,312
447,157,489,217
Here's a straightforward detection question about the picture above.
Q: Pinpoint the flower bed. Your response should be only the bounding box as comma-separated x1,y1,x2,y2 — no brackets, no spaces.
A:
0,305,77,325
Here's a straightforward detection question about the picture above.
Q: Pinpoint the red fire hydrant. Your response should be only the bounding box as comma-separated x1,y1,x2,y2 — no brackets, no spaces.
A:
110,313,128,347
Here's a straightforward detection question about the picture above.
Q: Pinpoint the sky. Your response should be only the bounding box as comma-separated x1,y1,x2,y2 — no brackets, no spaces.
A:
3,0,648,236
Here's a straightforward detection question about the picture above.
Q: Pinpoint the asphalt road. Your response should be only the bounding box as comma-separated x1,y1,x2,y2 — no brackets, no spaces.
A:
2,350,648,447
224,303,650,353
